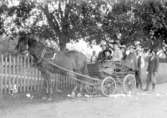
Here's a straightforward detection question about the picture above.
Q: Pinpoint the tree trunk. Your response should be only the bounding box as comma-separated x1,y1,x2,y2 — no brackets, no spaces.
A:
59,34,69,51
41,4,70,51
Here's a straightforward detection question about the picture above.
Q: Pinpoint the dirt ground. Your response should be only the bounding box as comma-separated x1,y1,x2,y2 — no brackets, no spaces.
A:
1,83,167,118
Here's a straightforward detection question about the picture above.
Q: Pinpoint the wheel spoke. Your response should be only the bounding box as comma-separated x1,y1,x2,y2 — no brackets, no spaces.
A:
123,74,136,93
101,76,116,96
85,85,97,95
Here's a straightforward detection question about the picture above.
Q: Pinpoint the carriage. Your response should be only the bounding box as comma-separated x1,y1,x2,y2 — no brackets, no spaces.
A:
46,59,136,97
85,60,136,96
16,36,136,97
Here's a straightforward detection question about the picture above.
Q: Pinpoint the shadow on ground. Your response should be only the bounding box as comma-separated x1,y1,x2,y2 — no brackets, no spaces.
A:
0,91,72,111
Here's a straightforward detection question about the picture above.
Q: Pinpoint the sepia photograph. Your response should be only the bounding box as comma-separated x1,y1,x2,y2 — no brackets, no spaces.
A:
0,0,167,118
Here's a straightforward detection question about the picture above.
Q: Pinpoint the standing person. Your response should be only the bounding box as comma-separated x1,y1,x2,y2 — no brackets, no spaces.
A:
135,49,145,89
125,46,138,71
90,51,97,63
145,50,159,91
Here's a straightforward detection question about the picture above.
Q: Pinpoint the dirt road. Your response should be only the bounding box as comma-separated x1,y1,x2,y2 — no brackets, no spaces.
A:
1,83,167,118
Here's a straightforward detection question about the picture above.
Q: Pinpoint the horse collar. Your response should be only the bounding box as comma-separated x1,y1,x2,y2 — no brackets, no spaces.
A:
36,48,47,64
41,48,47,58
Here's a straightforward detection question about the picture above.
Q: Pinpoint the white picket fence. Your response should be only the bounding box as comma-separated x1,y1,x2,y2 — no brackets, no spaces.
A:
0,54,76,95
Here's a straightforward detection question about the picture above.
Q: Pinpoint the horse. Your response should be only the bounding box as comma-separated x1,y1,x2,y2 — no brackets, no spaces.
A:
65,50,88,74
16,35,89,98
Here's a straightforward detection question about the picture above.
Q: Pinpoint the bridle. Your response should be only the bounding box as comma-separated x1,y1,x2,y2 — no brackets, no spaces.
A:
36,47,57,64
23,39,47,64
35,44,57,64
36,47,47,64
23,38,56,64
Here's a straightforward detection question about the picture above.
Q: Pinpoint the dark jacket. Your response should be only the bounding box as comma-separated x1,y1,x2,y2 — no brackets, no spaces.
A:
97,49,112,62
136,55,142,71
147,54,159,73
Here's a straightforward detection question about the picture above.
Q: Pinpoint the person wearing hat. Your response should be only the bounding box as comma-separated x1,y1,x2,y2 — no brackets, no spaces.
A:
112,43,123,61
97,43,113,63
135,48,145,89
120,45,127,60
125,45,138,71
103,49,112,61
90,50,97,63
145,49,159,91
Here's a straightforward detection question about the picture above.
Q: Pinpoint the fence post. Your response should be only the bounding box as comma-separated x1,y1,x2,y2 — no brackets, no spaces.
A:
22,56,25,93
4,55,8,94
13,55,17,94
16,56,19,92
0,55,3,95
0,54,76,95
8,54,12,94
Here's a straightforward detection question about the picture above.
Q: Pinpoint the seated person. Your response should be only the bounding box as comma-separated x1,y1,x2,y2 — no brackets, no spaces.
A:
120,45,127,60
90,51,97,63
112,43,123,61
97,48,112,63
103,49,112,61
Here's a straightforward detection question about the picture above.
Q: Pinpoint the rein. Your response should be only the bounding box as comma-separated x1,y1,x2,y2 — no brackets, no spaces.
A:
36,46,56,64
36,48,47,64
43,58,100,83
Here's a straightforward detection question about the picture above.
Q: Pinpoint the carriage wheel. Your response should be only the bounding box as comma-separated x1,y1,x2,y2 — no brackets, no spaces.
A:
101,76,116,97
85,84,98,95
123,74,136,93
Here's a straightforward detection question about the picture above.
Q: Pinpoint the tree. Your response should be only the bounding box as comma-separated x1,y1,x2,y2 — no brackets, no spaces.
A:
2,0,167,53
0,0,113,50
101,0,167,53
133,0,167,55
40,0,112,50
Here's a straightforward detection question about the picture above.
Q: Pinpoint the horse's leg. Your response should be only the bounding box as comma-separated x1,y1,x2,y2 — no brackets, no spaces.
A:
72,62,89,97
54,73,62,93
82,61,89,75
45,79,49,95
49,73,56,95
78,83,85,96
69,72,78,97
74,70,84,97
76,71,86,97
72,85,78,96
79,61,89,96
41,71,50,98
49,79,54,97
41,70,54,99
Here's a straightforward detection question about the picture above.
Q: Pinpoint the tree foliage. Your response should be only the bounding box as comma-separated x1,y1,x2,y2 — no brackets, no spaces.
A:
1,0,167,52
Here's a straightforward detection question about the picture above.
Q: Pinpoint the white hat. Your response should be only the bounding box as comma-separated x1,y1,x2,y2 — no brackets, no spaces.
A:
101,41,106,46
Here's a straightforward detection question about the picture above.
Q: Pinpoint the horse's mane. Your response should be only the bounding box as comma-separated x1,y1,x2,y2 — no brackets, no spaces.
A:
28,38,39,47
28,38,56,57
28,37,47,49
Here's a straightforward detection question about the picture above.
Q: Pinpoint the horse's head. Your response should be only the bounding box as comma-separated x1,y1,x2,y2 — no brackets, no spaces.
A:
16,33,40,56
15,32,29,56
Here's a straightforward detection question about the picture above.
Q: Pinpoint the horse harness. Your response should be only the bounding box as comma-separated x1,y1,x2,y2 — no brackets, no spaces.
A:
36,48,56,64
36,48,47,64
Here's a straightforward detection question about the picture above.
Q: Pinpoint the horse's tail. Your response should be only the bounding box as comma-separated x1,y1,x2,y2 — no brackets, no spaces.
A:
83,60,89,75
